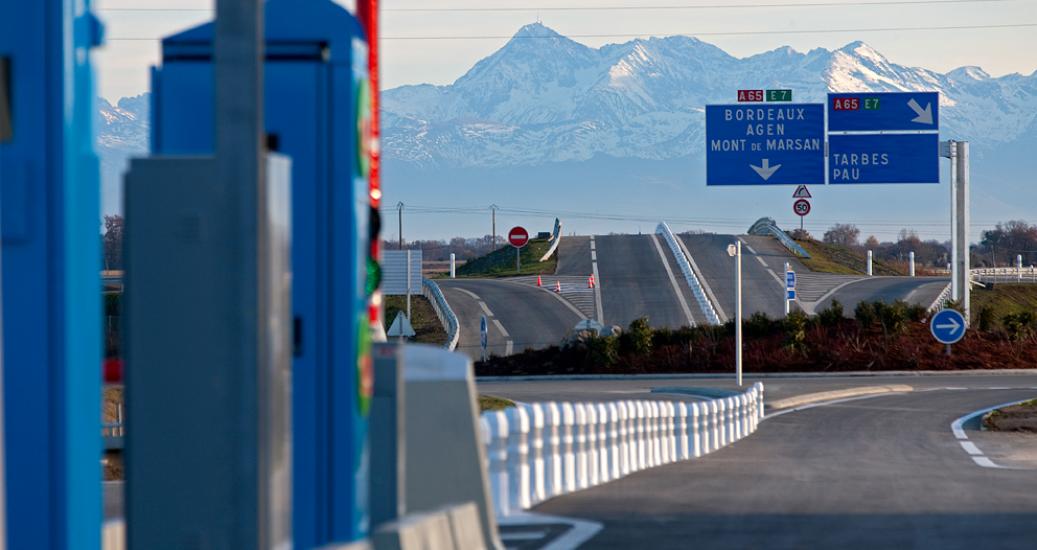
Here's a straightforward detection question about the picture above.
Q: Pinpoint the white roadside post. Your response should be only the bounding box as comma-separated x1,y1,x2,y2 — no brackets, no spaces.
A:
728,242,743,386
909,251,916,277
450,252,456,279
867,250,874,276
1018,254,1023,281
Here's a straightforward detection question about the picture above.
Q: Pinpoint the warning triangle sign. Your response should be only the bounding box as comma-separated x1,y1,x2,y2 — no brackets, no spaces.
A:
387,312,416,337
792,185,812,199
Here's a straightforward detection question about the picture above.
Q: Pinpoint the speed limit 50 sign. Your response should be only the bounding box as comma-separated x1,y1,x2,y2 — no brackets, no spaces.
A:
793,199,811,217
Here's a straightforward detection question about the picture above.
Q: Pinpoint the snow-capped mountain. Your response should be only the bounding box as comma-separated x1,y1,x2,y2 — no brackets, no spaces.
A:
96,95,149,213
382,23,1037,168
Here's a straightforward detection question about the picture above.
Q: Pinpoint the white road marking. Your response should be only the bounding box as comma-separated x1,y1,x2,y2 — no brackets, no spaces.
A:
497,511,603,550
479,301,494,318
960,441,983,455
755,255,768,267
590,236,604,323
649,233,696,327
949,395,1037,469
493,318,510,338
455,287,481,300
765,268,783,286
742,242,758,254
500,530,549,541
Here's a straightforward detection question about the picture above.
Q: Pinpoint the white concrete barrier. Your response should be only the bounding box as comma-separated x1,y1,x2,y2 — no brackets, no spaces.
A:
481,385,765,516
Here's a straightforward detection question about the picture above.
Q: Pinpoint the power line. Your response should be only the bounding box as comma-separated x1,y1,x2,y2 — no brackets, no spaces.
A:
382,0,1025,12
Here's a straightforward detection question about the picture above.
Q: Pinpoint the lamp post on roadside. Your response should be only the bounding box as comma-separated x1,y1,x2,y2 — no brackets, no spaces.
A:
727,242,743,387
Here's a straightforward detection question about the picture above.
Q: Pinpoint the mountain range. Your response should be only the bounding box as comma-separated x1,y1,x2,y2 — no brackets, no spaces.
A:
97,24,1037,240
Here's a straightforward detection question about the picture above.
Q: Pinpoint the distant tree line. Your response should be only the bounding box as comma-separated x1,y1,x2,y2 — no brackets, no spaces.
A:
817,220,1037,268
382,235,501,261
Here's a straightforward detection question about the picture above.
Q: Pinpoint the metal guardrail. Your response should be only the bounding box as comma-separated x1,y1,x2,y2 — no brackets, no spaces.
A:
748,217,811,259
479,383,764,516
422,278,460,351
657,222,721,325
927,283,953,313
538,217,563,262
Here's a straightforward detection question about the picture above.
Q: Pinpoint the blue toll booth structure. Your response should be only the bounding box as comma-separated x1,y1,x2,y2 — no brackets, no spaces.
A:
1,1,104,548
151,0,374,544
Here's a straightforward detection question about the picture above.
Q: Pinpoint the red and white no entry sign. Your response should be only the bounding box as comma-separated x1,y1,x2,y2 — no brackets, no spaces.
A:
508,226,529,248
793,199,811,217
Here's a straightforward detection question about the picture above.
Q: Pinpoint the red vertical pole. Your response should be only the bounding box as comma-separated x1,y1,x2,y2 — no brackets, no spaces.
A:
357,0,383,330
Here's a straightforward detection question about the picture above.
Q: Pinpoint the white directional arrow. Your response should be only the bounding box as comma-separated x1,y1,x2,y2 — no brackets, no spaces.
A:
936,317,961,334
750,159,782,180
907,98,933,125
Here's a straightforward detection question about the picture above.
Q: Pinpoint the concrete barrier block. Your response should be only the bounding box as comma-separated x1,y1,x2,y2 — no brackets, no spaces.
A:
505,406,531,511
524,403,546,504
561,402,576,492
676,403,690,461
446,502,488,550
372,508,454,550
545,402,563,498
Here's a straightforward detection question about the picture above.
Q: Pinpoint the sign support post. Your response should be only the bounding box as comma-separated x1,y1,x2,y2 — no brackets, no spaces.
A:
942,140,971,322
728,242,743,387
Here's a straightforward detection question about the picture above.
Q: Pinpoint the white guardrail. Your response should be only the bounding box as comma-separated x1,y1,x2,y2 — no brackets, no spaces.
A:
972,267,1037,284
422,278,460,351
479,383,763,516
656,222,722,326
538,218,563,263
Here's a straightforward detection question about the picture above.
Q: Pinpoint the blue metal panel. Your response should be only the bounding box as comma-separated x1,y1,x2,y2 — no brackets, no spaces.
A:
827,92,939,132
705,104,825,185
829,134,939,184
0,0,102,548
152,1,370,544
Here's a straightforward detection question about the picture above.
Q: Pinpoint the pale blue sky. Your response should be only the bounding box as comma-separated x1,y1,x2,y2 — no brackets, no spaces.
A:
94,0,1037,101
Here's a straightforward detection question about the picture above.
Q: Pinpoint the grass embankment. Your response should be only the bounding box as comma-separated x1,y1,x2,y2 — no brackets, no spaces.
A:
972,284,1037,329
478,394,516,412
455,239,557,278
796,239,904,276
383,295,448,346
476,300,1037,376
983,399,1037,432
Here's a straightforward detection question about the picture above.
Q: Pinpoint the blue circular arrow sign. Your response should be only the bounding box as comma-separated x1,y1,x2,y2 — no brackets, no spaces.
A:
930,309,966,345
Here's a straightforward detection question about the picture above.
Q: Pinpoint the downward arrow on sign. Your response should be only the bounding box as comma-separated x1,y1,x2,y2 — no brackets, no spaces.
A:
907,98,934,125
751,159,782,180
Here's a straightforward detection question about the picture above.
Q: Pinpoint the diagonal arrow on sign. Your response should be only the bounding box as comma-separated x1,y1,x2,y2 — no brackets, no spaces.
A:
907,98,933,125
750,159,782,180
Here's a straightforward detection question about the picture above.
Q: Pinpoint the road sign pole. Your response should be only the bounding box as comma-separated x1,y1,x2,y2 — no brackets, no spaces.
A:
946,141,959,302
516,247,521,272
736,241,743,387
406,249,412,320
784,262,791,317
956,141,971,324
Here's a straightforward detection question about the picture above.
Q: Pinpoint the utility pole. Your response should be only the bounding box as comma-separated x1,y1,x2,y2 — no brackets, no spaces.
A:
490,204,499,248
397,201,404,250
728,242,743,387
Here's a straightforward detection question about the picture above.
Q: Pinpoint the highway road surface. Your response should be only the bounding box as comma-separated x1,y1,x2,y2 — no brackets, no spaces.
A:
522,381,1037,549
817,276,950,313
593,234,705,329
681,233,793,320
439,279,582,360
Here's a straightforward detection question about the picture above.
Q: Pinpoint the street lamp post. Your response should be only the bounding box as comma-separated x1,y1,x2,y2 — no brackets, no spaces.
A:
727,242,743,387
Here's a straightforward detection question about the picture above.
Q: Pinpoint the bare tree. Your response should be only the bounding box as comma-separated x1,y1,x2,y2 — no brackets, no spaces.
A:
823,224,861,247
102,215,124,271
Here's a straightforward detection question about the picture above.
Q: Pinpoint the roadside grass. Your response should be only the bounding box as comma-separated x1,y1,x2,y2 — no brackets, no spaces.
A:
383,295,448,346
796,239,904,276
972,284,1037,328
455,239,557,278
983,398,1037,432
479,394,516,412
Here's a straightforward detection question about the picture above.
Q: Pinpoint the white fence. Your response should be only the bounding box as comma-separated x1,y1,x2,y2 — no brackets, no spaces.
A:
656,222,722,326
479,383,764,516
972,267,1037,284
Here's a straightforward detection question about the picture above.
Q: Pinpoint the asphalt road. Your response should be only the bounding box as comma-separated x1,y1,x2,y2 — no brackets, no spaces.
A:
477,371,1037,405
440,279,581,359
817,276,950,313
681,233,792,320
556,236,592,276
532,387,1037,549
594,234,703,329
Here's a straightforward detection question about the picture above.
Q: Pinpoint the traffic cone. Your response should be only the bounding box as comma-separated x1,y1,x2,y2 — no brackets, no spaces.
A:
588,274,595,288
537,274,542,287
555,280,562,293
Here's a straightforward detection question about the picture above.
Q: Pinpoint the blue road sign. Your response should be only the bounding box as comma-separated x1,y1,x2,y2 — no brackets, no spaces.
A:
785,271,796,289
706,103,825,185
787,289,796,300
829,133,939,184
828,92,939,132
930,309,966,345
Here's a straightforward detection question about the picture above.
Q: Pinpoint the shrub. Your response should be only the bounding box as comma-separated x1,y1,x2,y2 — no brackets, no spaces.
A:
783,310,810,352
620,317,653,357
818,300,845,327
584,335,619,368
855,301,877,327
744,312,775,338
976,306,997,333
1002,311,1037,342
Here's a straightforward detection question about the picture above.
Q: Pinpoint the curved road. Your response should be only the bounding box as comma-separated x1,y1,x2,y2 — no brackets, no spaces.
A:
440,279,581,359
818,276,950,313
531,386,1037,548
